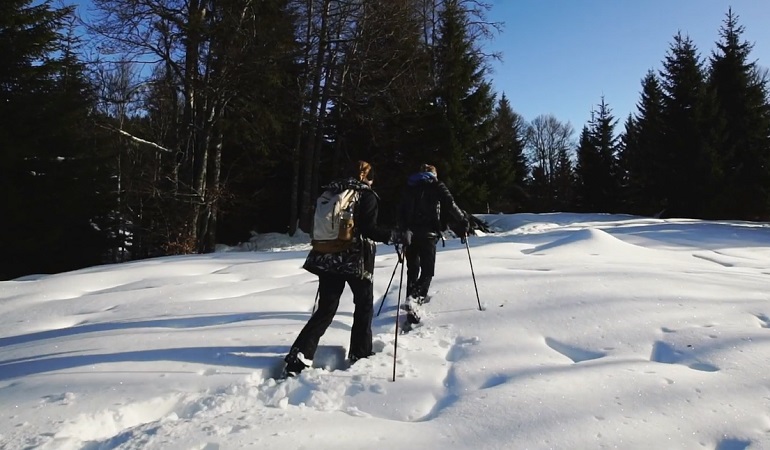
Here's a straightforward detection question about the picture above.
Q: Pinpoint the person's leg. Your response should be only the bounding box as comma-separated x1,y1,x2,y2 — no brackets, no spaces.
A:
289,273,345,360
348,277,375,360
404,243,420,298
417,237,438,298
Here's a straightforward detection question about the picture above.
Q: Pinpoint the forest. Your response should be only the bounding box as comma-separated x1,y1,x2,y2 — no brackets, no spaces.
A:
2,0,769,280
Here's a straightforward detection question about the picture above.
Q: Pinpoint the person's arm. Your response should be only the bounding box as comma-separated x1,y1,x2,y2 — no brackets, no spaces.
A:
356,190,392,244
438,182,466,224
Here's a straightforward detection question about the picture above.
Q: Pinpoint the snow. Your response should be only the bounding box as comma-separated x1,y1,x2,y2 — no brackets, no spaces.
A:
2,213,770,449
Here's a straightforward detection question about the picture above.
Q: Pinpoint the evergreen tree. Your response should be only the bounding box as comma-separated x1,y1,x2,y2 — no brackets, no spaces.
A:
616,114,638,212
482,93,528,212
659,32,719,218
574,126,593,211
553,146,575,211
630,70,667,216
575,99,619,212
708,8,770,219
1,0,112,279
432,0,496,211
333,0,433,221
216,0,303,239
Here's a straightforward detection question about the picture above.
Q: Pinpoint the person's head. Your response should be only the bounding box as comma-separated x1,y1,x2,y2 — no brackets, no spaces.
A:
420,163,437,177
347,160,373,184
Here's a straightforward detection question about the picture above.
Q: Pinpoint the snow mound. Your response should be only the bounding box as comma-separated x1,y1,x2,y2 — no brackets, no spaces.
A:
522,227,650,257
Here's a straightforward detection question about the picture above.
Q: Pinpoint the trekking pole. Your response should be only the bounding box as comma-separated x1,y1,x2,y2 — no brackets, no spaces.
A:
392,246,406,382
376,246,402,317
464,237,484,311
311,285,320,314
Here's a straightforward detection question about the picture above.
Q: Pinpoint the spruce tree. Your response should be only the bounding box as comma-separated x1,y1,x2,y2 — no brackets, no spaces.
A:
575,99,619,212
482,93,528,212
616,114,639,212
216,0,303,240
632,70,667,215
574,126,594,211
332,0,433,220
708,8,770,219
432,0,496,211
1,0,112,279
553,147,575,211
659,32,719,218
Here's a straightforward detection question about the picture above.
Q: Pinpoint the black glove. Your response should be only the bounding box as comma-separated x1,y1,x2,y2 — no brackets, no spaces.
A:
390,229,412,246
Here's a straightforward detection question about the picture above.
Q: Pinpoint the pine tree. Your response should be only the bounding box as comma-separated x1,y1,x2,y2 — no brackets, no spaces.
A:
574,126,593,211
616,114,638,212
575,98,619,212
215,0,303,240
1,0,112,279
659,32,719,218
432,0,496,211
481,93,528,212
332,0,433,220
708,8,770,219
553,146,575,211
631,70,667,216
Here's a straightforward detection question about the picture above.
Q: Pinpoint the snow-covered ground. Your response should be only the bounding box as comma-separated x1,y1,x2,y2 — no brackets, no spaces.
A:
2,213,770,449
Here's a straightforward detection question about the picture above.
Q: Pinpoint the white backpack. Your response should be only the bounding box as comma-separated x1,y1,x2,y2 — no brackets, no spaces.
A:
311,188,360,253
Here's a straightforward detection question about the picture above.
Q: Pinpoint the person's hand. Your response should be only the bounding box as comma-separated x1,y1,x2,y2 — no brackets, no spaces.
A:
390,229,412,246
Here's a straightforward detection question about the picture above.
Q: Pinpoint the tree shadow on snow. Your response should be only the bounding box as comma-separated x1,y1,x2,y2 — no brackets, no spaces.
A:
0,311,323,348
0,344,289,381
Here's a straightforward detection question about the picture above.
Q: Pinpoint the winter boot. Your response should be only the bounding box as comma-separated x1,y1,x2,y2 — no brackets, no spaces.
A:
406,309,421,324
284,347,311,376
403,294,423,312
348,352,375,365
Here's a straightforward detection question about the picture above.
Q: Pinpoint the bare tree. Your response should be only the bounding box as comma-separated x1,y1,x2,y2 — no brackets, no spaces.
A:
288,0,361,234
85,0,275,252
526,114,574,186
92,61,143,262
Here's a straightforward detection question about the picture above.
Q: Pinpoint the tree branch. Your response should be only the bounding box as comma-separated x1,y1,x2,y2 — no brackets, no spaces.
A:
96,122,174,152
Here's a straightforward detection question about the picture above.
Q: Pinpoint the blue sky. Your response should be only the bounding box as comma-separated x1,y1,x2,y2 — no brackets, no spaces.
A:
486,0,770,133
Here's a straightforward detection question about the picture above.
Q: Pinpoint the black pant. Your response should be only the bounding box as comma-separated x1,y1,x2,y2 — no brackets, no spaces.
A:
291,273,374,360
405,236,438,298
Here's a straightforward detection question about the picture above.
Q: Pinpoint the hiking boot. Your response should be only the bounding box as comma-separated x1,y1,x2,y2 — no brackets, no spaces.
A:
404,294,423,311
348,352,375,365
284,348,311,376
406,310,421,324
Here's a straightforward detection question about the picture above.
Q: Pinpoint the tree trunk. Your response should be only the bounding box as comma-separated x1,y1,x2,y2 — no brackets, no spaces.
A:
299,0,331,232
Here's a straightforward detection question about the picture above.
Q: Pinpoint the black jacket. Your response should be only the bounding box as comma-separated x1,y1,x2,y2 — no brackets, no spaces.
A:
398,172,465,239
303,178,391,280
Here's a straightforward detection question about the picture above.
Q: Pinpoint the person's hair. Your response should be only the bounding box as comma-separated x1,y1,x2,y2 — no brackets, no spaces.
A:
420,163,437,176
346,160,372,181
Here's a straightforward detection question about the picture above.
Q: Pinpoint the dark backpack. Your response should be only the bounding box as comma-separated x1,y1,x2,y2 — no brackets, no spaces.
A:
402,186,440,232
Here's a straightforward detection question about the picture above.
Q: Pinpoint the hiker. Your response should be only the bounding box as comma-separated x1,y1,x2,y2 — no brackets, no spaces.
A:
398,163,469,307
284,160,411,376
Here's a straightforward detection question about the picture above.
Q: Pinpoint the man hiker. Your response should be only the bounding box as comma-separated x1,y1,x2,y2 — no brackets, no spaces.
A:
284,160,411,376
398,163,469,311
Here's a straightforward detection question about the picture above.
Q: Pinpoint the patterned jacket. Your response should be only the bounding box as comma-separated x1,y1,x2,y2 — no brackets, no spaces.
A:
303,178,391,280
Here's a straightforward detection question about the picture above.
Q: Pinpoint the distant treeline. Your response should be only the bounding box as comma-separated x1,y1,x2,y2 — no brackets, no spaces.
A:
2,0,769,280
